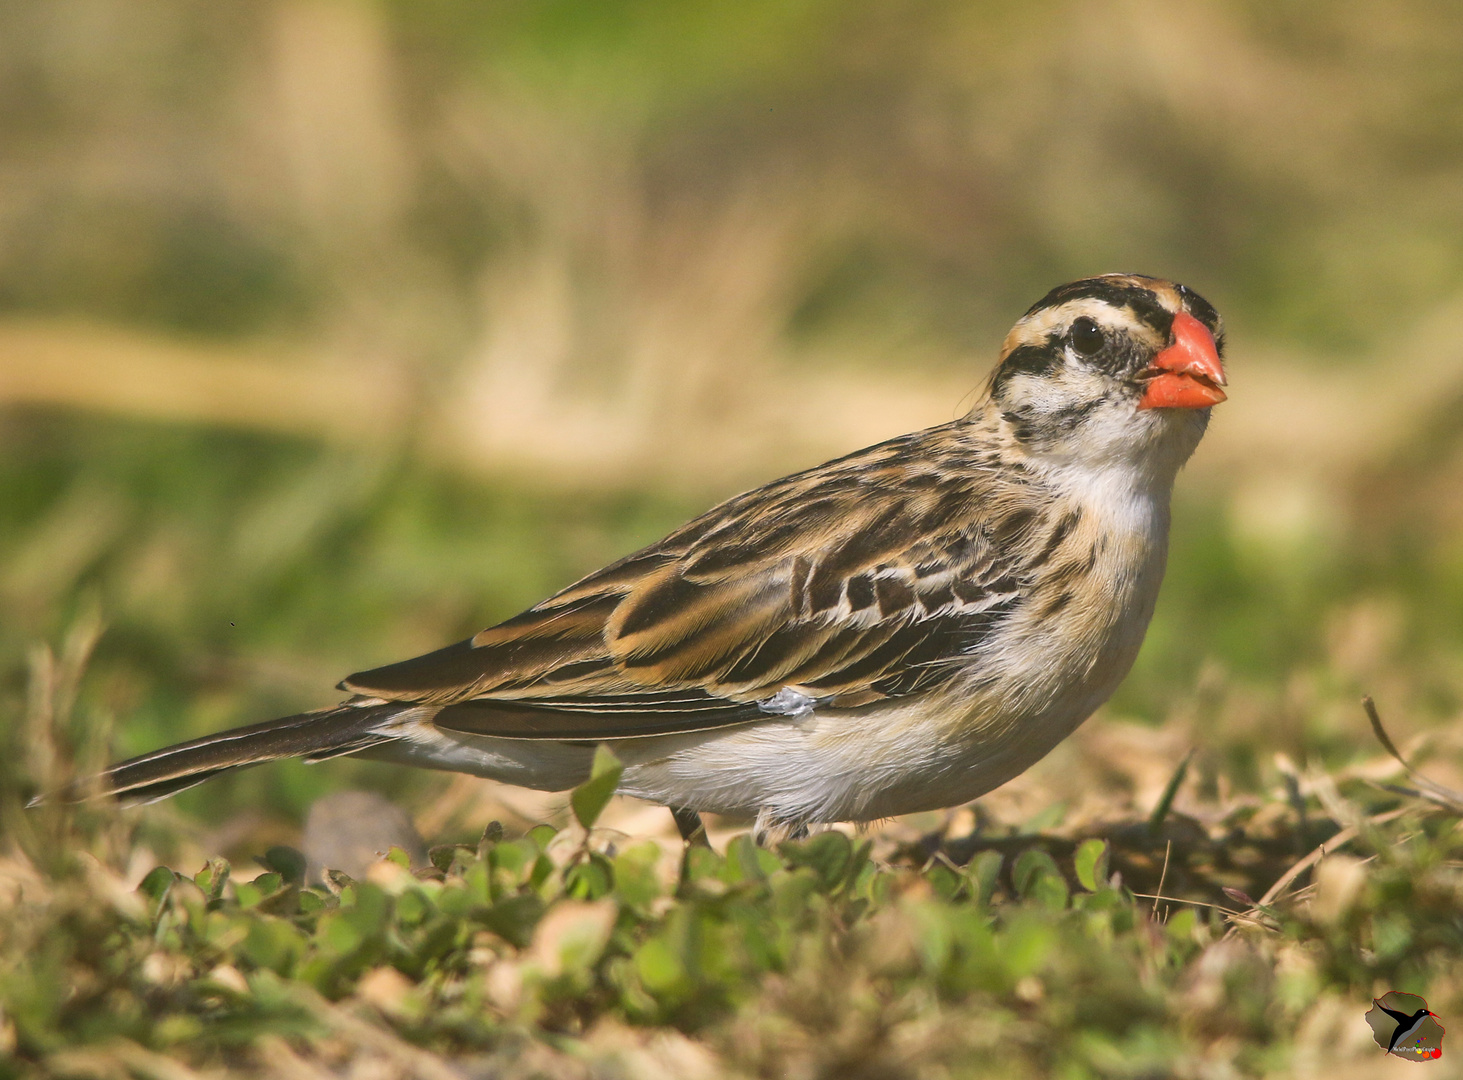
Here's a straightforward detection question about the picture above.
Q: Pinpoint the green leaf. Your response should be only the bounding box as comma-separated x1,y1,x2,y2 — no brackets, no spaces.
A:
319,912,365,957
771,868,820,919
429,844,468,874
1147,750,1193,835
1074,839,1109,892
463,861,490,905
681,845,723,884
491,842,529,878
481,893,544,949
396,889,429,924
194,858,231,903
724,834,769,883
341,883,390,934
138,865,176,904
241,918,305,975
781,831,852,892
1030,872,1069,911
1012,849,1061,898
259,846,307,886
571,744,624,829
234,881,262,909
153,1015,203,1046
925,860,963,902
634,936,685,994
613,843,666,910
998,916,1055,981
1165,907,1198,942
968,851,1003,905
565,853,615,900
529,854,556,894
908,902,954,973
1021,801,1068,835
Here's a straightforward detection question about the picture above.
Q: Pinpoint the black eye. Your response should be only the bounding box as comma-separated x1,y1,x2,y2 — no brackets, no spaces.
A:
1069,317,1105,356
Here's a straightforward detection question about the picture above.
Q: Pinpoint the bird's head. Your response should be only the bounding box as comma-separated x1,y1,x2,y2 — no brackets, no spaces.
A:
984,274,1226,478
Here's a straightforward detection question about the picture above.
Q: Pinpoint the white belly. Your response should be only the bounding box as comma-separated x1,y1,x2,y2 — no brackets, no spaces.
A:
614,615,1152,826
615,696,1044,825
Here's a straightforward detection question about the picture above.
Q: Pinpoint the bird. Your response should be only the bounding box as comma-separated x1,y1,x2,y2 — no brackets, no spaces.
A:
47,273,1227,844
1373,999,1443,1059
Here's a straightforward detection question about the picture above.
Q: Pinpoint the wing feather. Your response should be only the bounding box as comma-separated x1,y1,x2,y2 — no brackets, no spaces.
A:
341,421,1066,740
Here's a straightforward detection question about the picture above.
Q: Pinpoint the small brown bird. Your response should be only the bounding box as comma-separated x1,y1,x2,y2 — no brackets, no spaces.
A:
55,274,1226,841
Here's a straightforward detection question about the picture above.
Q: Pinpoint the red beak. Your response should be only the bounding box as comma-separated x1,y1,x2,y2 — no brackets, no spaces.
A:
1137,311,1227,410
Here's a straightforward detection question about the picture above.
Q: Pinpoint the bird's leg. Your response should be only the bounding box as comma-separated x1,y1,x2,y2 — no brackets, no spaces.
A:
671,806,710,848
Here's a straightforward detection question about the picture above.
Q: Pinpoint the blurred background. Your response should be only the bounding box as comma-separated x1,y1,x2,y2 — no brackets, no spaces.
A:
3,0,1463,856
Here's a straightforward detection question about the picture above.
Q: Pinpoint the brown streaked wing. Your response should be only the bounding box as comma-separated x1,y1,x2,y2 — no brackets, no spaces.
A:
342,422,1043,740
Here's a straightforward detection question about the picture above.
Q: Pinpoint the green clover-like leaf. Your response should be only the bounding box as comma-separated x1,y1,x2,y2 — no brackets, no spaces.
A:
1074,838,1109,892
571,744,624,829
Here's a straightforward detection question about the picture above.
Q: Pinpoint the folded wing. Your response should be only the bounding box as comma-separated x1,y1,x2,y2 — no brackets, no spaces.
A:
342,428,1043,741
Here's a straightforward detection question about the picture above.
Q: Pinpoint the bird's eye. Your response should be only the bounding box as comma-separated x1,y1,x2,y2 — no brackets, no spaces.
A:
1069,317,1105,356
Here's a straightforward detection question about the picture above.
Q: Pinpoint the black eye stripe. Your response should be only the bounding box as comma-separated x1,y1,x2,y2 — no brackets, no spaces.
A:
988,340,1061,398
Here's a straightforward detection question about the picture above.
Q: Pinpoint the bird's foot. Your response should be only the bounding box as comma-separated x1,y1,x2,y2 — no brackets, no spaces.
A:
751,811,810,847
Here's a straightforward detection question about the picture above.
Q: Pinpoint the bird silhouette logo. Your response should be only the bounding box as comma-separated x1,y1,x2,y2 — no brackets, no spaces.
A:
1366,992,1445,1061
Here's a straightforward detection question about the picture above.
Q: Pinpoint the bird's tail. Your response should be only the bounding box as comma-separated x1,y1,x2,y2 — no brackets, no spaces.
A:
31,703,398,806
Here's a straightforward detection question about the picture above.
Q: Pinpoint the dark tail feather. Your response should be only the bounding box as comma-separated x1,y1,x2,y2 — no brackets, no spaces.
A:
31,703,398,806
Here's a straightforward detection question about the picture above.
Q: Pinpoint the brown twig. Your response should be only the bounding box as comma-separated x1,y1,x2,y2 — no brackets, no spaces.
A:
1131,892,1243,918
1151,840,1172,920
1217,806,1412,940
1257,807,1410,909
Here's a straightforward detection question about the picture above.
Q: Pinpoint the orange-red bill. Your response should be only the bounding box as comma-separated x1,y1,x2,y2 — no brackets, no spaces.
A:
1138,311,1227,410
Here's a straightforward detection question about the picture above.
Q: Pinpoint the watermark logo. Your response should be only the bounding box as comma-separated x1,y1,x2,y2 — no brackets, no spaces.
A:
1366,991,1445,1062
